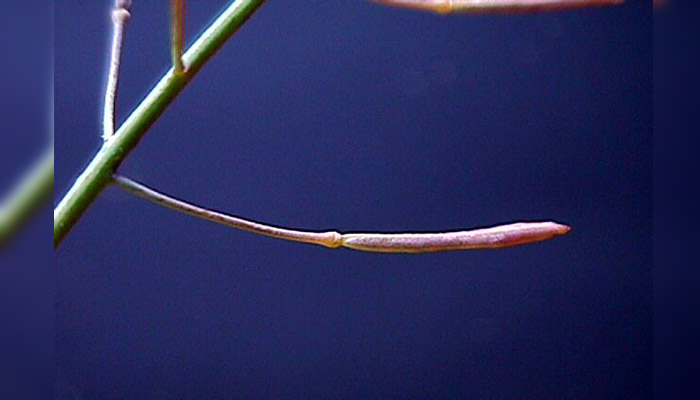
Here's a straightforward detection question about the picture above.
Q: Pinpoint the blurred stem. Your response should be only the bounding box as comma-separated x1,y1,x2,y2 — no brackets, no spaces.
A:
0,150,54,247
53,0,266,248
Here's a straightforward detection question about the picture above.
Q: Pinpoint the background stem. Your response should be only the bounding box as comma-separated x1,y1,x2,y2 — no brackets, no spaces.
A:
1,150,54,247
53,0,266,248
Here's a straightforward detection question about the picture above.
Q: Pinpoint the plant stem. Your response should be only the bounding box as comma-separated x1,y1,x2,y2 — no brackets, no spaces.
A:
54,0,267,248
113,175,571,253
171,0,185,73
103,1,131,141
1,150,54,247
113,175,342,249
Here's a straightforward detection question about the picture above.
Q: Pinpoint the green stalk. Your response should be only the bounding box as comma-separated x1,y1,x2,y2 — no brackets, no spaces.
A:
53,0,266,248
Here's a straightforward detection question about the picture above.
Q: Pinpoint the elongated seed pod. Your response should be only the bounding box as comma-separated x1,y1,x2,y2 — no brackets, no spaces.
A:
113,175,570,254
340,222,570,253
373,0,623,14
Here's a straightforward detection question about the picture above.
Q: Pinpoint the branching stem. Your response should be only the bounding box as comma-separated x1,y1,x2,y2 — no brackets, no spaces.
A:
54,0,267,248
57,0,605,249
112,175,570,253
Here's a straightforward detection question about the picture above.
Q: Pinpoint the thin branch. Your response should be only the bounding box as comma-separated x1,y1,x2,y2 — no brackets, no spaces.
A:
171,0,185,73
372,0,623,14
54,0,267,248
112,175,340,249
113,175,570,253
103,0,132,141
0,150,54,247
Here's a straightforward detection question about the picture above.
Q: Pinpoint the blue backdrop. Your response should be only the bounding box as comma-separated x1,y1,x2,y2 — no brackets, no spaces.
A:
0,2,52,399
55,1,651,398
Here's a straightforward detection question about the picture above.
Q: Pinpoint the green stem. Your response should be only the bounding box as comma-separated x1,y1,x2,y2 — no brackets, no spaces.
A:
1,150,54,247
53,0,266,248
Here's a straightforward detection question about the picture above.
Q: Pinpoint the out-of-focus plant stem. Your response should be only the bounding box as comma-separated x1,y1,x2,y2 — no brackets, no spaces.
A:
53,0,266,249
0,150,54,248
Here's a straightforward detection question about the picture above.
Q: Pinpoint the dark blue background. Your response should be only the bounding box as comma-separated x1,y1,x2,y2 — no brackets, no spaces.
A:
55,1,651,398
653,1,700,399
